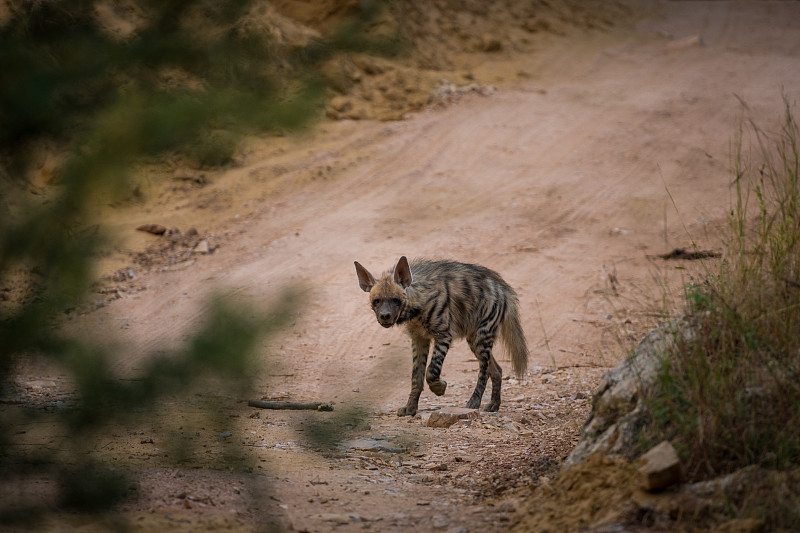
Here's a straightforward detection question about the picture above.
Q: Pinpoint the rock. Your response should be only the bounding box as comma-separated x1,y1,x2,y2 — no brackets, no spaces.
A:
425,406,480,428
566,322,687,466
426,413,460,428
136,223,167,235
193,239,211,254
683,464,760,499
638,441,682,491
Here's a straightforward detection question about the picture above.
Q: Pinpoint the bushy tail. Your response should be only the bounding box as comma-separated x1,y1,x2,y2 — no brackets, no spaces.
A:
500,298,528,378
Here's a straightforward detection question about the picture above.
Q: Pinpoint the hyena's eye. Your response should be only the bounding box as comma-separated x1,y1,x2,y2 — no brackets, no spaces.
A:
391,298,401,306
372,299,379,308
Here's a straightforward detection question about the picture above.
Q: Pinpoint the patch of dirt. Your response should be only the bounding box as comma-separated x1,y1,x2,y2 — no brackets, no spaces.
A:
4,0,800,532
509,454,641,533
129,226,213,271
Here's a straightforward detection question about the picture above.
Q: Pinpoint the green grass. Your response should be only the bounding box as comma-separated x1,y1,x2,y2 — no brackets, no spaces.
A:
642,99,800,528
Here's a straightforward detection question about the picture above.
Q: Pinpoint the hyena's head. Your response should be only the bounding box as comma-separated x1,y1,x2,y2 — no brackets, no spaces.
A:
354,256,412,328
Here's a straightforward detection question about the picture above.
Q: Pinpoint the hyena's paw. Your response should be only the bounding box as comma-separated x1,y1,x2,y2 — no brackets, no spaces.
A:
483,401,500,413
465,397,481,410
428,379,447,396
397,405,417,417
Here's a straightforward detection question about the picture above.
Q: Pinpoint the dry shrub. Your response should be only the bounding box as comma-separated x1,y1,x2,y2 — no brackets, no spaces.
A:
644,99,800,527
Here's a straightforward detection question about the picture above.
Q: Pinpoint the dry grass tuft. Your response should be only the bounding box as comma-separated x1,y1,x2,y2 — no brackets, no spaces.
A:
643,99,800,528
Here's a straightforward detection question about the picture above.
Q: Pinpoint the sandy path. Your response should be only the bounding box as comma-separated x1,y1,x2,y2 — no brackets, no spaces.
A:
25,1,800,531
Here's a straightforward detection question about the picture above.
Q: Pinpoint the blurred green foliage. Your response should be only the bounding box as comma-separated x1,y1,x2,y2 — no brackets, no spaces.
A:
0,0,391,526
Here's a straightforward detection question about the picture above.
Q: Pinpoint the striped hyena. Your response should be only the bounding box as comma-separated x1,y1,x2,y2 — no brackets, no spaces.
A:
354,256,528,416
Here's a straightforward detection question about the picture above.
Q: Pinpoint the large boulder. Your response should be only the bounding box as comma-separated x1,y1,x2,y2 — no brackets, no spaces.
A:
565,322,687,467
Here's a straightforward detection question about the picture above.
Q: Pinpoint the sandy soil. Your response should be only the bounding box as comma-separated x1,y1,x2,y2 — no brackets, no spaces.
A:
5,1,800,532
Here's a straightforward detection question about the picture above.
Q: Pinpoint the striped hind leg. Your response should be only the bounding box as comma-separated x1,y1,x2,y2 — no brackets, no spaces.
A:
466,332,503,411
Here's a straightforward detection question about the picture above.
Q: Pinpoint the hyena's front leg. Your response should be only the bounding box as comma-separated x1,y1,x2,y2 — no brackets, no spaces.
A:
425,334,451,397
397,334,430,416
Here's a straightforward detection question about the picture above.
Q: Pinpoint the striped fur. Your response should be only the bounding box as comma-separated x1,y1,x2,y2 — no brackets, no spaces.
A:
354,256,528,416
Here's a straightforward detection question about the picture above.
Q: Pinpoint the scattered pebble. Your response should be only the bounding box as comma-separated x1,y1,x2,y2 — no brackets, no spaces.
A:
136,223,167,235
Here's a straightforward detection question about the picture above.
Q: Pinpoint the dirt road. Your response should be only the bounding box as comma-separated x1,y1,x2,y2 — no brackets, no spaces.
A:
12,2,800,531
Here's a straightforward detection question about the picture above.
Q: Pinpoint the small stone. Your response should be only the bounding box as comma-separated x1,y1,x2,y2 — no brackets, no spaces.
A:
193,239,211,254
219,430,233,438
136,223,167,235
426,413,460,428
426,414,459,428
638,440,682,491
425,406,480,428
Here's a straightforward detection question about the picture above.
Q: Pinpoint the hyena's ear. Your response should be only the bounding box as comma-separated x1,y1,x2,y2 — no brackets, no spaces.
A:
393,256,413,288
354,261,376,292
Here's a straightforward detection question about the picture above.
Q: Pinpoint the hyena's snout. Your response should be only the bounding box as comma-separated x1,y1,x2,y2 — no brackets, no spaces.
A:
375,301,401,328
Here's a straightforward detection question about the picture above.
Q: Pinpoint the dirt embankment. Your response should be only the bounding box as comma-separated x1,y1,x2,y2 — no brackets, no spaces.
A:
4,1,800,532
304,0,634,121
318,0,632,121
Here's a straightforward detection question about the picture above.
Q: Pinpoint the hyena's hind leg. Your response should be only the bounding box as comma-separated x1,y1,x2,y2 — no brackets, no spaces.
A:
466,333,503,412
398,333,431,416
